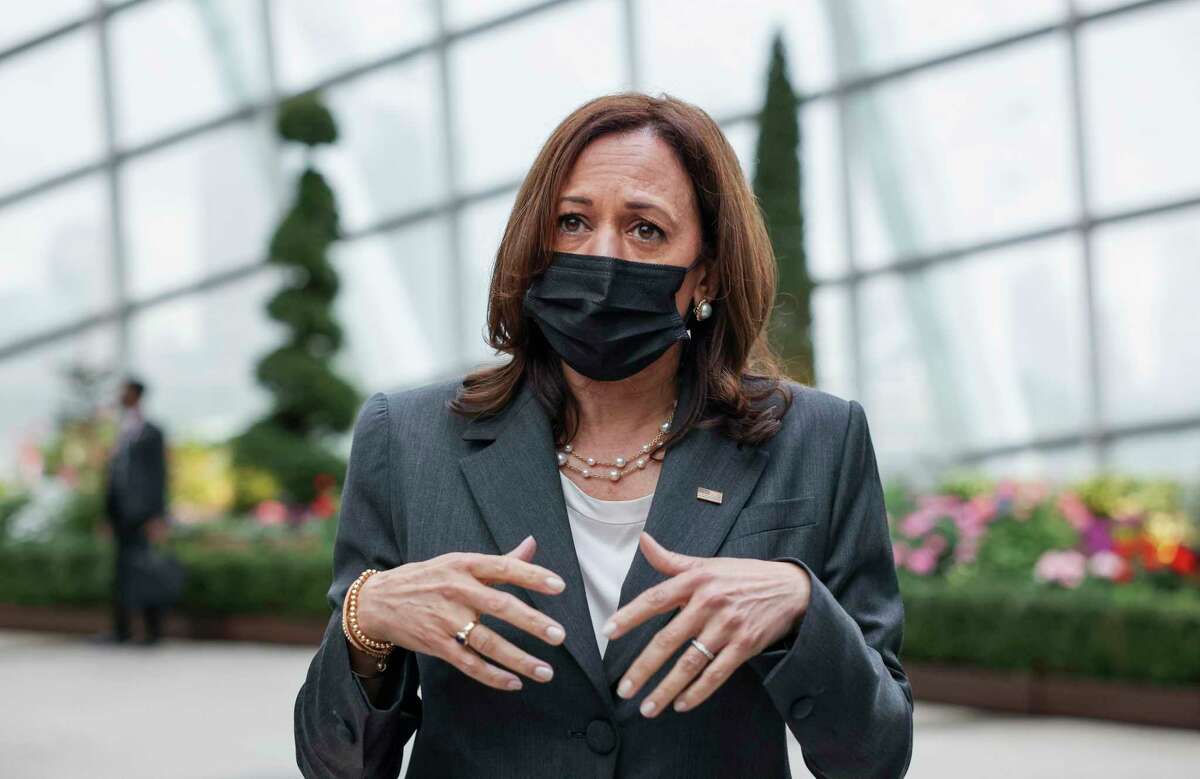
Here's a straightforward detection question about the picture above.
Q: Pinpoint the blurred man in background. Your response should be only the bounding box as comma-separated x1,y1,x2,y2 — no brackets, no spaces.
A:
100,377,169,645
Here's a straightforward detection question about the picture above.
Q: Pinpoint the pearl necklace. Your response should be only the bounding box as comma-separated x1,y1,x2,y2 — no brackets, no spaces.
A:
556,401,677,482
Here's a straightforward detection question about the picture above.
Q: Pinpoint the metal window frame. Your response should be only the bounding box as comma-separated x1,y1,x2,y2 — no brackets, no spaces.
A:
0,0,1197,473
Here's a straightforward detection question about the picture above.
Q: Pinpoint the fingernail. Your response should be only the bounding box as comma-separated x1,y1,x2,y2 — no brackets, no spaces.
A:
534,665,553,681
546,576,565,592
602,621,616,637
674,698,688,712
640,699,657,716
617,679,632,698
545,624,565,642
507,678,522,690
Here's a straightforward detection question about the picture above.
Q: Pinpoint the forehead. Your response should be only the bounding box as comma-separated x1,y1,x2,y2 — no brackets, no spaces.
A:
562,128,694,206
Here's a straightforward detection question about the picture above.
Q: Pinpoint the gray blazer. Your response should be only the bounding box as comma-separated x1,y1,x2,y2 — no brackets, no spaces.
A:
294,370,913,778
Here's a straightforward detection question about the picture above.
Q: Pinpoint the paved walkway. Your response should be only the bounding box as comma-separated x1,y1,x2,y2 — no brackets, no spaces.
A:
0,630,1195,778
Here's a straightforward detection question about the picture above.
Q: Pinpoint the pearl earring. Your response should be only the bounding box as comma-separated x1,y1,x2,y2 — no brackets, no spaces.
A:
693,297,713,321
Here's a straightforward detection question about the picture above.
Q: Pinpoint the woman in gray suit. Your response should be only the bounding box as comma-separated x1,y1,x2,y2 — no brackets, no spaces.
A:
295,92,912,778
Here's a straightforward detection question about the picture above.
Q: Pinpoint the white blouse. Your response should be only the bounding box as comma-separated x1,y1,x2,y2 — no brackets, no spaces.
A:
559,471,654,659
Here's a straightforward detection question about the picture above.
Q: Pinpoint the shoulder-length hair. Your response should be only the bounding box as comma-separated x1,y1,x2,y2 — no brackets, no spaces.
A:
450,91,794,448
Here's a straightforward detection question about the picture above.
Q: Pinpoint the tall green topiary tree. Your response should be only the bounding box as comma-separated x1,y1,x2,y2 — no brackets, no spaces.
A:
753,32,814,384
231,93,360,507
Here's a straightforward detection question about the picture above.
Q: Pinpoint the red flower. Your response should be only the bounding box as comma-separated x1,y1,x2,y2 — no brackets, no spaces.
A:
310,493,335,519
1169,546,1197,576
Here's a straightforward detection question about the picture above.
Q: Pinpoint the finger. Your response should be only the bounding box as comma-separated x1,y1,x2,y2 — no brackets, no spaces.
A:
614,600,709,705
640,532,702,577
505,535,537,560
437,635,525,692
461,622,556,684
460,552,566,595
672,635,750,713
605,568,706,641
462,581,566,646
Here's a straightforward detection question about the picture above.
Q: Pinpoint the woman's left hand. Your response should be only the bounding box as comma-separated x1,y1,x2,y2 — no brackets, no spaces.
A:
606,531,811,717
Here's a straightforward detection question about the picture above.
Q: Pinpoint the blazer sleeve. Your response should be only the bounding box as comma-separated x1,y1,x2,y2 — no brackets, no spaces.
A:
746,399,914,779
294,392,422,779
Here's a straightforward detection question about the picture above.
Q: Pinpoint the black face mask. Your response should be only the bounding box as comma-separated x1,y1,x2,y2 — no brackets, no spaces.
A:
522,250,702,382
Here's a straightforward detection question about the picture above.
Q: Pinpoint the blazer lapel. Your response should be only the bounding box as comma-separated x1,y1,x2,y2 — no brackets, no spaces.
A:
459,384,612,708
601,377,770,689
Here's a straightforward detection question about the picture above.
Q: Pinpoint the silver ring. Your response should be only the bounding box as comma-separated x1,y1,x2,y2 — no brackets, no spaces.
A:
689,638,715,661
454,620,478,648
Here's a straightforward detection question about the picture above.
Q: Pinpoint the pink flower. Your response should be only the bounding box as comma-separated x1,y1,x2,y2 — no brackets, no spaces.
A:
900,509,938,538
1034,549,1087,588
1087,550,1127,581
893,542,909,567
255,499,288,526
1057,492,1096,531
906,546,938,576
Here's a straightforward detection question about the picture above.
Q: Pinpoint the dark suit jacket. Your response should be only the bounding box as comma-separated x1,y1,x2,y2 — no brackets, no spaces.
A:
104,419,167,538
294,370,913,778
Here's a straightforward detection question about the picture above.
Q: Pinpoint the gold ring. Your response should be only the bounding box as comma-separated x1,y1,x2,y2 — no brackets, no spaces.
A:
454,620,478,648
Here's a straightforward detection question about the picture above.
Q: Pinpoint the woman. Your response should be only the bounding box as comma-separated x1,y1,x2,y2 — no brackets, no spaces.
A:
295,92,912,778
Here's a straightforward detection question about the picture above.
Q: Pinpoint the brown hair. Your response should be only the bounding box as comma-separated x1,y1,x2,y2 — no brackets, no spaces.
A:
450,91,794,448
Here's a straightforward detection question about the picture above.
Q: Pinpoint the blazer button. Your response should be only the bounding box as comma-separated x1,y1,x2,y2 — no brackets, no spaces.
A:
789,696,815,720
336,719,357,745
585,719,617,755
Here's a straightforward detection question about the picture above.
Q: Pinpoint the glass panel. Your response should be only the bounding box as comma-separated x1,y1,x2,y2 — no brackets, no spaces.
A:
293,55,447,234
1107,430,1200,481
847,37,1075,269
122,120,277,300
860,234,1088,469
1075,0,1142,13
110,0,267,147
127,271,284,441
0,0,92,51
636,0,833,118
459,191,518,366
811,284,854,401
444,0,547,30
0,176,112,345
0,326,117,478
834,0,1063,76
0,31,104,194
1094,207,1200,427
331,219,458,391
971,445,1098,484
726,101,844,280
1082,1,1200,214
450,0,626,193
271,0,437,92
800,100,845,280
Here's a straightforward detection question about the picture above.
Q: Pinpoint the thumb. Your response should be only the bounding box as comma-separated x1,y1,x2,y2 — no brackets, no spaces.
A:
639,532,696,575
505,534,537,561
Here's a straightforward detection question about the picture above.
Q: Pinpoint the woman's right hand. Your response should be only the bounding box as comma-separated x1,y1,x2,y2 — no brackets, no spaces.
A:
353,536,567,691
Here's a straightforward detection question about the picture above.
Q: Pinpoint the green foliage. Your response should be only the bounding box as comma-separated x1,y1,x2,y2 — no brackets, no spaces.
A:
0,492,31,539
972,501,1080,578
233,93,359,505
900,574,1200,684
753,32,813,382
1074,473,1181,517
231,422,346,508
276,92,338,147
59,489,104,537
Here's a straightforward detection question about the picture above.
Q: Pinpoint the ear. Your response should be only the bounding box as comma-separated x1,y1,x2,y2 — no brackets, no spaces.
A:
692,260,718,305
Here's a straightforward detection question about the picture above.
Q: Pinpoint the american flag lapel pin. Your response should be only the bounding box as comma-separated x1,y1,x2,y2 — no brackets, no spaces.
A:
696,487,724,505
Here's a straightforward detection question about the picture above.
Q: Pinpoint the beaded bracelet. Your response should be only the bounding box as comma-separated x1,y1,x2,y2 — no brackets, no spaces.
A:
342,568,394,673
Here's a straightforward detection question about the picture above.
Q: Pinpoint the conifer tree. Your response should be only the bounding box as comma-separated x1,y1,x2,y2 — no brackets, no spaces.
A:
753,33,814,383
232,93,360,506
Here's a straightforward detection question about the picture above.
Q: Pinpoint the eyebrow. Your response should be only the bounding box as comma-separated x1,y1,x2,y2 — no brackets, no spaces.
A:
558,195,678,229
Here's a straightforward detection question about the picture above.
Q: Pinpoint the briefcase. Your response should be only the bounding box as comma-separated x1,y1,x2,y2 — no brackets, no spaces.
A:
125,547,187,609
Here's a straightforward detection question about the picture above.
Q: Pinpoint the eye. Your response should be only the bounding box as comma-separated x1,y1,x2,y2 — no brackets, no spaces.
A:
633,221,665,242
558,213,586,233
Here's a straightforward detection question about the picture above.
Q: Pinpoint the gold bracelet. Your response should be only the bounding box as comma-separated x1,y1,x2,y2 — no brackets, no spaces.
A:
342,569,394,671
